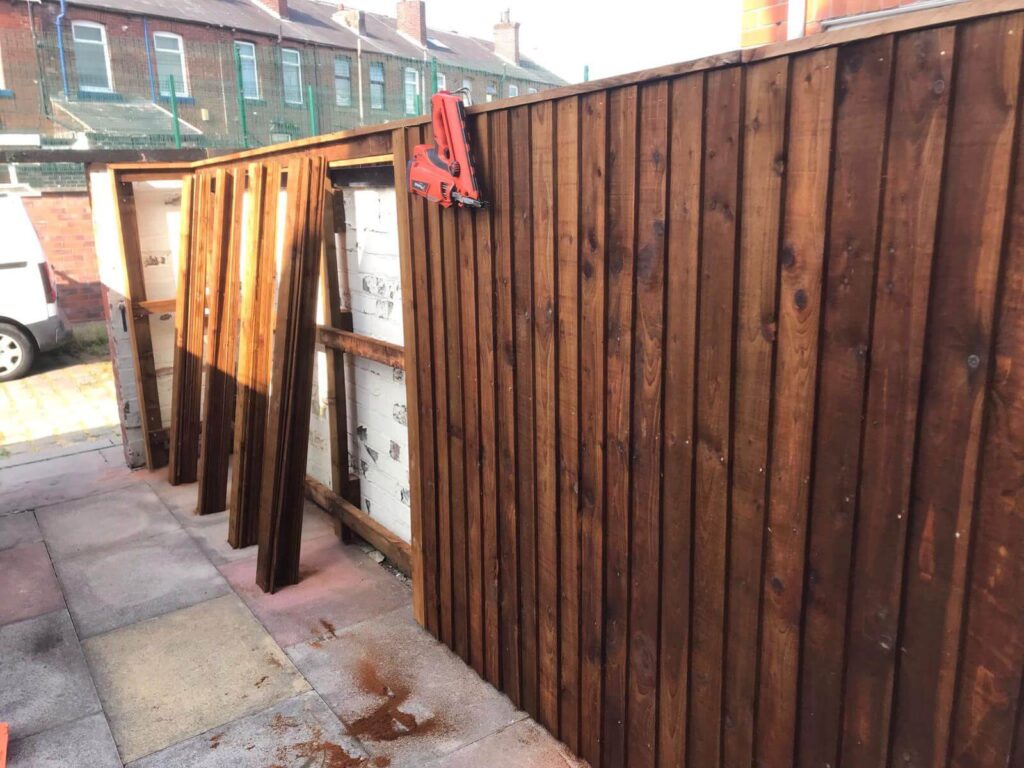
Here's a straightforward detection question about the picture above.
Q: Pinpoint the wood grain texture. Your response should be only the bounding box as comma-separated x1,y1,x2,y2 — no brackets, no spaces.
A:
756,48,836,767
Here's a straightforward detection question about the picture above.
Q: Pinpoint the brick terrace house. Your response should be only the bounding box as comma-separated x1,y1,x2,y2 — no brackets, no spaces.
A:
741,0,963,46
0,0,562,149
0,0,561,328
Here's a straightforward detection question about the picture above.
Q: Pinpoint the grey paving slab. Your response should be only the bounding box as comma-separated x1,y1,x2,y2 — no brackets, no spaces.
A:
0,610,102,741
287,606,525,768
84,594,311,763
7,713,122,768
0,510,41,550
422,719,585,768
0,541,65,627
141,476,199,519
0,453,138,515
36,485,180,558
129,691,368,768
53,528,231,638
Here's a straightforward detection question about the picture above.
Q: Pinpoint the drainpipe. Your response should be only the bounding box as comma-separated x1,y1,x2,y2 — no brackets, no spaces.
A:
143,17,157,102
356,37,364,125
56,0,69,98
787,0,806,40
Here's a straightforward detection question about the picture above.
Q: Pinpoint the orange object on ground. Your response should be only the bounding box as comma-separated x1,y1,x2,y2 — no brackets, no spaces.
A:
0,721,8,768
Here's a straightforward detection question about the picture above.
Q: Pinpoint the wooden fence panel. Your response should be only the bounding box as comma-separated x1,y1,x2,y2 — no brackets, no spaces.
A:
402,11,1024,768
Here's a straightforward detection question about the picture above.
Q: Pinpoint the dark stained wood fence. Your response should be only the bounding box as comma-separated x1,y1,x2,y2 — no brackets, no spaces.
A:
397,8,1024,768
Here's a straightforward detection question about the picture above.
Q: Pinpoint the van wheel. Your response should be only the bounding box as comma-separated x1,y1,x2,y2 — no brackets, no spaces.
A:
0,323,35,382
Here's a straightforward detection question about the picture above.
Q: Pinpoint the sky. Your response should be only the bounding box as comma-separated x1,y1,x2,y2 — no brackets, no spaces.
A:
352,0,743,83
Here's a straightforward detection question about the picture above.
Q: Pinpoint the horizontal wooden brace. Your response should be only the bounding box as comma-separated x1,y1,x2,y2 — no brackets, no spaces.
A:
304,475,412,575
328,154,394,169
318,325,405,369
138,298,177,314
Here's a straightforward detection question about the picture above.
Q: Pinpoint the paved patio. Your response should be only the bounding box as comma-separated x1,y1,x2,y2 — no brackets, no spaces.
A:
0,412,582,766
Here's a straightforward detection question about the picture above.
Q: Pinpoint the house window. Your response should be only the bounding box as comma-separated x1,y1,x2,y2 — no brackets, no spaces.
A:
369,62,384,110
528,87,538,94
436,72,446,92
234,41,259,100
334,56,352,106
461,78,472,105
153,32,188,97
485,82,497,102
404,67,419,115
508,83,519,98
281,47,302,104
0,43,6,91
72,21,112,92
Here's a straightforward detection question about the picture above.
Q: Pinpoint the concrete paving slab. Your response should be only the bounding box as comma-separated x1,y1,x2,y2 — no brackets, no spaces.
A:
129,691,369,768
36,484,180,558
287,607,525,768
0,452,137,515
221,534,410,649
54,528,231,638
0,510,41,550
0,610,102,740
186,502,337,566
141,476,199,518
84,594,310,763
0,541,65,627
0,449,108,487
424,719,585,768
7,713,121,768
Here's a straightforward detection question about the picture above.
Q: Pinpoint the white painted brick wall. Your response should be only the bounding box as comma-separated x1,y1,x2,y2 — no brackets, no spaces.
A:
307,185,411,542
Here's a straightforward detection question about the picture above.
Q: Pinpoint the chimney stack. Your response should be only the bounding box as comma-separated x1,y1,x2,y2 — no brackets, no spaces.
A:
397,0,427,48
256,0,288,18
334,4,366,35
494,9,519,65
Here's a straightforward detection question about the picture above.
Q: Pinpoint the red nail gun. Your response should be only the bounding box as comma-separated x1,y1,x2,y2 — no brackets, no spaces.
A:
408,90,487,209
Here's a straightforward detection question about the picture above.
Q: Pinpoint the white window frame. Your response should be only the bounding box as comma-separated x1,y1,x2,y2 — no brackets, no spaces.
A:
334,55,352,107
508,83,519,98
281,47,302,105
369,61,385,110
153,31,189,98
72,20,113,93
234,40,260,100
461,78,472,105
528,87,538,94
485,82,497,103
404,67,420,115
436,72,446,92
0,43,6,91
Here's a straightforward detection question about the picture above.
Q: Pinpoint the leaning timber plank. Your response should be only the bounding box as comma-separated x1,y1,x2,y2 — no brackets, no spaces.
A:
139,298,176,314
229,162,279,548
197,168,242,515
256,155,327,593
111,173,167,470
304,475,412,576
168,173,202,485
318,188,354,543
317,326,406,369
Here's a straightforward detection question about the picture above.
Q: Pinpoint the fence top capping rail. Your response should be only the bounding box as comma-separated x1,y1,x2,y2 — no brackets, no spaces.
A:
106,0,1024,176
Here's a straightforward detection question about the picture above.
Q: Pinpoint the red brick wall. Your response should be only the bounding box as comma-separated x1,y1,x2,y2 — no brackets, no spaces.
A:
21,192,103,324
742,0,924,47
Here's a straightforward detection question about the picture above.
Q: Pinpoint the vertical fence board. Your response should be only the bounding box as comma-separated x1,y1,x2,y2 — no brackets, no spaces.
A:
723,56,786,768
601,83,639,768
797,35,893,768
656,73,704,768
840,25,956,768
756,47,836,766
690,65,743,768
891,15,1024,768
579,89,608,768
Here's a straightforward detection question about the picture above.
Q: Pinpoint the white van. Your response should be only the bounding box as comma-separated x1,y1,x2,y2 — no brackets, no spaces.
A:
0,195,71,381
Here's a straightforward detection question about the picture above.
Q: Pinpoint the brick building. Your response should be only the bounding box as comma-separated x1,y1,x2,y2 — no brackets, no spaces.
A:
741,0,960,47
0,0,562,149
